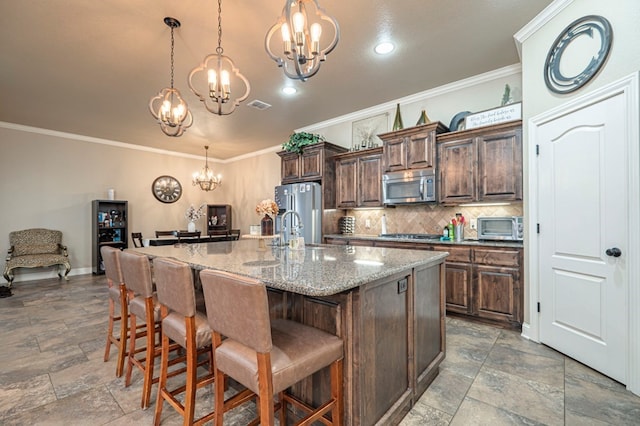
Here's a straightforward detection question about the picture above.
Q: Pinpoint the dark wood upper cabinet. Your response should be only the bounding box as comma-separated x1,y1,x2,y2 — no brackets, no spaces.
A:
379,122,448,172
277,141,348,209
335,147,383,208
436,120,522,205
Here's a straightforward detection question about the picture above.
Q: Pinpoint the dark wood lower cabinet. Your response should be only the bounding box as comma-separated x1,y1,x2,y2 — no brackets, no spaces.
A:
325,236,523,328
267,261,445,425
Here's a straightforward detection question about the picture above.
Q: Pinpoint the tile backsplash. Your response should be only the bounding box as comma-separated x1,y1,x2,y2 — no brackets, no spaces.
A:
325,203,523,239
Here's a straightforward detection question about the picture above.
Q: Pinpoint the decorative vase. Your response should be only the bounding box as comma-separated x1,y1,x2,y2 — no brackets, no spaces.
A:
392,103,404,131
416,109,431,126
260,214,273,236
187,221,196,232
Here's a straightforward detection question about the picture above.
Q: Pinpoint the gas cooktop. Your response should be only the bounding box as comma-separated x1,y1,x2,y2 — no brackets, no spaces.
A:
379,233,442,240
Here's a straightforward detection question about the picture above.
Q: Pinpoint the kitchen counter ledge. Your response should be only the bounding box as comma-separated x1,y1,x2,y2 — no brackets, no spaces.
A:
129,239,447,297
325,233,524,248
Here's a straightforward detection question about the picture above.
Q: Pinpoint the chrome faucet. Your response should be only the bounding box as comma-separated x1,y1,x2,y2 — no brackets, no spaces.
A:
279,210,304,246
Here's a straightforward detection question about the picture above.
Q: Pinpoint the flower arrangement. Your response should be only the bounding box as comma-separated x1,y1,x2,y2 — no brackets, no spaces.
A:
185,204,206,222
256,199,279,217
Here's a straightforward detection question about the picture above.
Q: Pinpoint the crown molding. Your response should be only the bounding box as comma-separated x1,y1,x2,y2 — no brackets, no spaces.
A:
296,63,522,134
513,0,575,58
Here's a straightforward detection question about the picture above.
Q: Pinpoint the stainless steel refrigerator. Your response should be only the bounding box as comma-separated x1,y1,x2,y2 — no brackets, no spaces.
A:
274,182,322,245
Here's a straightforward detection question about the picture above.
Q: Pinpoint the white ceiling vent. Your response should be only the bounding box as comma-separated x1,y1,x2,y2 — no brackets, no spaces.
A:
247,99,272,110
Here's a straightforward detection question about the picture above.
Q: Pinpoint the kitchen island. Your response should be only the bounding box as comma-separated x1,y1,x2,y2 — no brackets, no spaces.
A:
130,240,448,425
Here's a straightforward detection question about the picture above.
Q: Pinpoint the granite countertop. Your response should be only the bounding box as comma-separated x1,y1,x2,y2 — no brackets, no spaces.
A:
129,239,447,297
325,233,524,248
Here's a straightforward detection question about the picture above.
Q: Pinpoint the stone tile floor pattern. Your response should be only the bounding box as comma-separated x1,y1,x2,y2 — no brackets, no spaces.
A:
1,274,639,425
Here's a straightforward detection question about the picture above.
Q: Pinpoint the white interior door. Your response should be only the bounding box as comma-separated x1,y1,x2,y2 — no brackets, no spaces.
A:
537,92,628,383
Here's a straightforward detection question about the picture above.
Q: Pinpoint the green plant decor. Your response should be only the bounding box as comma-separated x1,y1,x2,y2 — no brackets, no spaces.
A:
282,132,325,154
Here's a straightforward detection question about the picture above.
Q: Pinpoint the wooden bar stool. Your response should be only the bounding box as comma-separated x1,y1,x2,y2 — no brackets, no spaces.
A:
100,246,128,378
200,269,344,426
152,257,215,426
119,250,163,409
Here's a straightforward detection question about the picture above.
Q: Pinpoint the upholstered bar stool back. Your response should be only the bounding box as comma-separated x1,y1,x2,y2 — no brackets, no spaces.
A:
152,257,214,426
100,246,128,377
200,269,344,426
119,250,162,409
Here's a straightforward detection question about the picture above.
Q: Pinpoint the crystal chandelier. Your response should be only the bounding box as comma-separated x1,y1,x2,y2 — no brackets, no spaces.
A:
264,0,340,81
149,17,193,137
188,0,250,115
192,146,221,191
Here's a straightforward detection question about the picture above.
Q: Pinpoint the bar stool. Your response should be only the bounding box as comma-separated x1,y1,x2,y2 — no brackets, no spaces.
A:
100,246,128,377
152,257,215,426
119,250,163,409
200,269,344,426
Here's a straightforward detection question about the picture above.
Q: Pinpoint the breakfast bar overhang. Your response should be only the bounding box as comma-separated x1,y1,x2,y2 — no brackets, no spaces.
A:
131,240,448,425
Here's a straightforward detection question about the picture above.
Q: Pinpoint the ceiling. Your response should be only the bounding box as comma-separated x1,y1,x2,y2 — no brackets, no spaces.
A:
0,1,552,160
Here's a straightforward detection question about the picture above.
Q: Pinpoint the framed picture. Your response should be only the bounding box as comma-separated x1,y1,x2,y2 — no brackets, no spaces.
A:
352,113,388,150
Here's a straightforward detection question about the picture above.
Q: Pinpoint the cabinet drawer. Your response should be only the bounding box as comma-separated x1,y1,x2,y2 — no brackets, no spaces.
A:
431,245,472,263
473,248,520,267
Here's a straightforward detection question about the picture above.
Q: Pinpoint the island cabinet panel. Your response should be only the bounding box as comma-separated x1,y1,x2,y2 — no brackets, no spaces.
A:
413,264,446,397
358,273,411,426
266,264,445,426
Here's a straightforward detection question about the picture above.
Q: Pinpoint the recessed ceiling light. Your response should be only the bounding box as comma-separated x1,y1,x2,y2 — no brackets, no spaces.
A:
374,42,395,55
282,87,297,95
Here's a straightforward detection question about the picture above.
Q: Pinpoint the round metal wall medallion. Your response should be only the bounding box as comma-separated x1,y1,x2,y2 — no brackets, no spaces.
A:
544,15,612,94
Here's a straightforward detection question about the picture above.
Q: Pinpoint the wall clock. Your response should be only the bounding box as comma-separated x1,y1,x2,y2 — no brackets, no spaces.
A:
544,15,612,94
152,175,182,203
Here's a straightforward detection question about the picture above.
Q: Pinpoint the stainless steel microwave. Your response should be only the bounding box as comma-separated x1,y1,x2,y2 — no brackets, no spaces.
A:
477,216,524,241
382,169,436,204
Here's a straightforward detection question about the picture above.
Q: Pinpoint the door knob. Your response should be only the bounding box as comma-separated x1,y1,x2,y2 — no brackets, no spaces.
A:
605,247,622,257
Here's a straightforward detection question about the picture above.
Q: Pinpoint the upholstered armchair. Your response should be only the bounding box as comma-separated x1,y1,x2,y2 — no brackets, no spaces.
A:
3,228,71,286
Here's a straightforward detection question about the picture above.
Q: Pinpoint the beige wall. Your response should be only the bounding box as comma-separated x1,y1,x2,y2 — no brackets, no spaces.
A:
0,124,284,282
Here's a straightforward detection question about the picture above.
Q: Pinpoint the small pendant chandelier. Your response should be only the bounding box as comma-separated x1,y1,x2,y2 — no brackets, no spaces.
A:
192,145,221,191
188,0,250,115
149,17,193,137
264,0,340,81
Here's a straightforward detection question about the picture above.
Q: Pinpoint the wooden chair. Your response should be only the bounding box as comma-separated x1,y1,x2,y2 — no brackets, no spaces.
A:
152,257,215,426
131,232,144,248
200,269,344,426
227,229,240,241
155,230,175,238
100,246,128,377
119,250,164,409
176,231,201,242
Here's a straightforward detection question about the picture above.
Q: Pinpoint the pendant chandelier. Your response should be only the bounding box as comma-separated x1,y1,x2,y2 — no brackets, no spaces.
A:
264,0,340,81
149,17,193,137
192,145,221,191
188,0,250,115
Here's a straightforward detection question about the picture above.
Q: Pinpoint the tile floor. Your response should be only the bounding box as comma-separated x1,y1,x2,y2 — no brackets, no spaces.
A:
1,274,639,425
